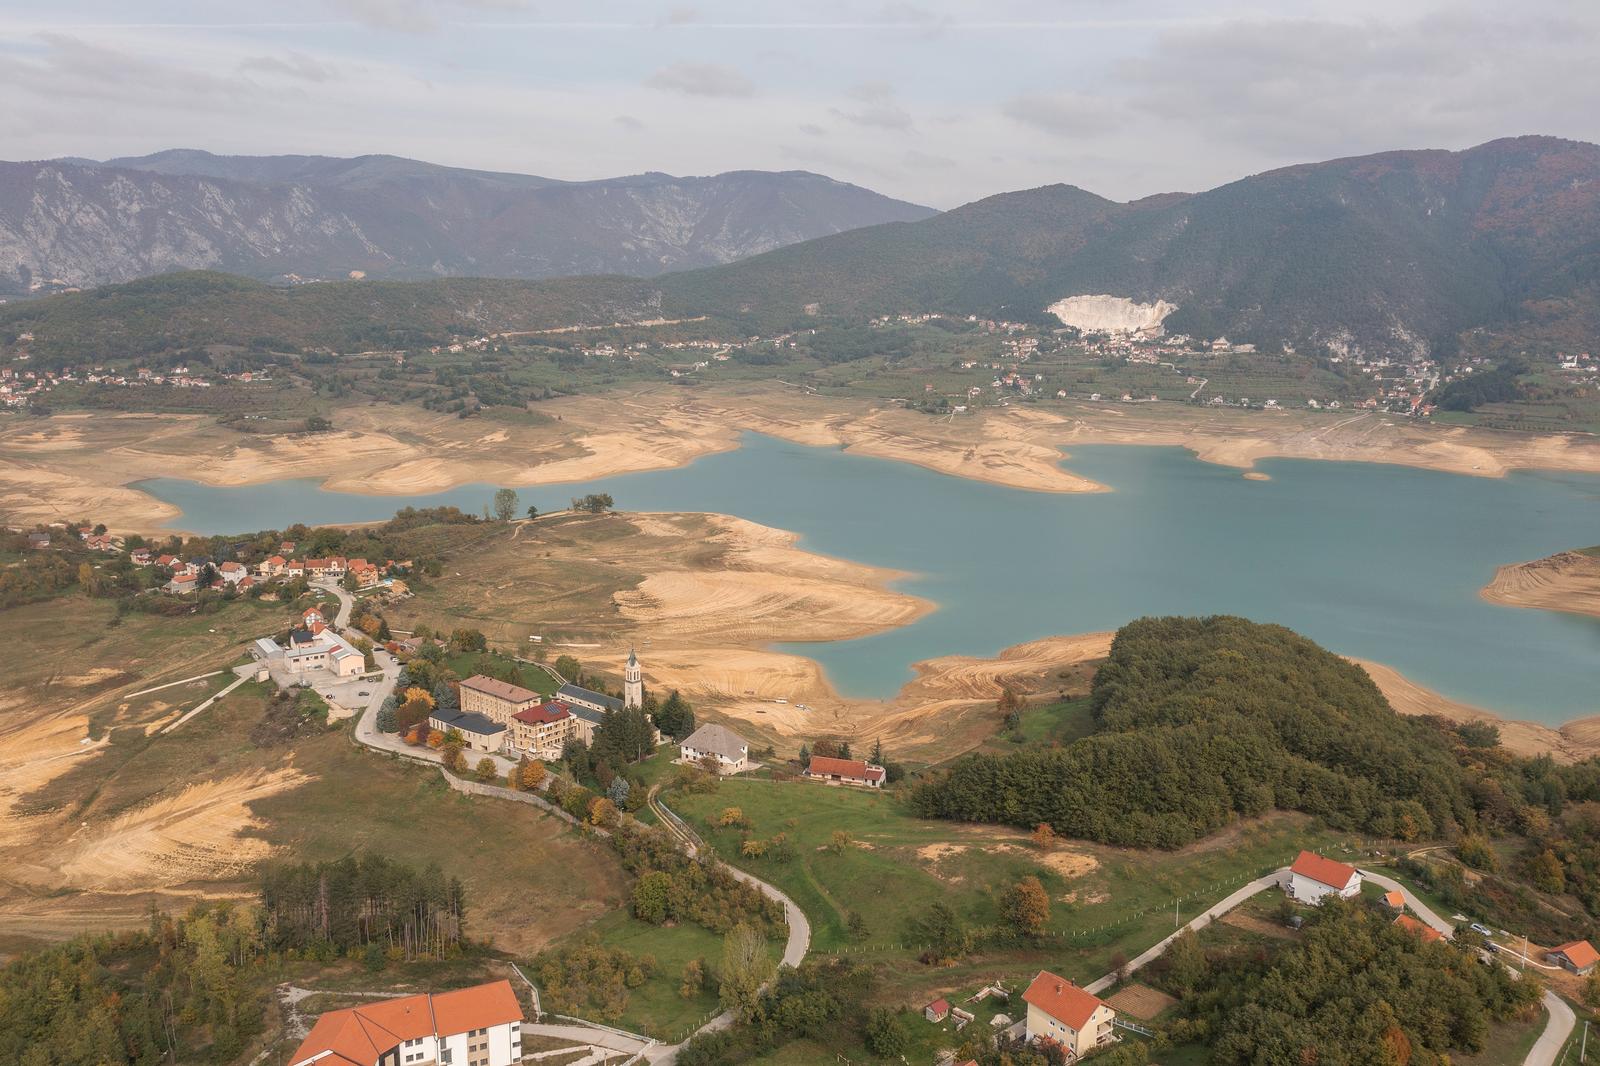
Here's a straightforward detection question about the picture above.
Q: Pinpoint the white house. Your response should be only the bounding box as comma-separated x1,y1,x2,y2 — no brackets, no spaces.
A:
679,723,750,774
1285,850,1362,904
1021,970,1116,1058
288,979,523,1066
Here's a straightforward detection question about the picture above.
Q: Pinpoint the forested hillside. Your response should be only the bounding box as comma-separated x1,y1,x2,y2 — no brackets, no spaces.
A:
911,616,1473,847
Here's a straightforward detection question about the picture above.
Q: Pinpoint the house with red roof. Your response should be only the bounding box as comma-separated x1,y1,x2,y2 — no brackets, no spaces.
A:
1381,890,1405,912
1021,970,1116,1058
1285,850,1362,904
259,554,287,577
924,997,950,1022
803,755,886,788
287,979,523,1066
1549,939,1600,975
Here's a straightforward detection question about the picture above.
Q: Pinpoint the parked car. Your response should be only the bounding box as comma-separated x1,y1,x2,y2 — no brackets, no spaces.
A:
1470,923,1494,937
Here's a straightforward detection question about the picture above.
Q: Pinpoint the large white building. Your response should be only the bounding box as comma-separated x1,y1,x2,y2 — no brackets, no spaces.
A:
289,980,523,1066
1285,850,1362,904
252,607,364,679
679,723,750,774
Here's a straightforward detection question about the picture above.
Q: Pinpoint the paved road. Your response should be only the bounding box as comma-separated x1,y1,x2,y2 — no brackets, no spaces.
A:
643,787,812,1061
1357,869,1574,1066
1085,871,1284,995
311,579,354,627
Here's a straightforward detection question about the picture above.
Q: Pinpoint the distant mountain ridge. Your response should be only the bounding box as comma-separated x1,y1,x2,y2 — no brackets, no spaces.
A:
0,150,935,293
5,137,1599,359
656,135,1600,355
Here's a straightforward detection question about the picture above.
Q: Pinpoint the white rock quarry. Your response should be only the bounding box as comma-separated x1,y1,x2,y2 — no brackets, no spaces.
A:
1047,294,1177,336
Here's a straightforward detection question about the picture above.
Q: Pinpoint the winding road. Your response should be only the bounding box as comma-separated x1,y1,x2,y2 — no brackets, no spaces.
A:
1077,864,1572,1066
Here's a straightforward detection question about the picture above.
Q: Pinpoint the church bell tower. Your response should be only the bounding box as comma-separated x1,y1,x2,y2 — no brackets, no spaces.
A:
624,646,643,709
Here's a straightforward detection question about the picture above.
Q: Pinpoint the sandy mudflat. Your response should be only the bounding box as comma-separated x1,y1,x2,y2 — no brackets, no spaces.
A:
1481,550,1600,619
1355,659,1600,763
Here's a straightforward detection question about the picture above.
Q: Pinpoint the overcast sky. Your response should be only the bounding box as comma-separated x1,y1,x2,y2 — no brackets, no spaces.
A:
2,0,1597,208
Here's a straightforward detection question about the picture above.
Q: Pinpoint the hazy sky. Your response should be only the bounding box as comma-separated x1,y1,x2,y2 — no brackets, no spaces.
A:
2,0,1597,208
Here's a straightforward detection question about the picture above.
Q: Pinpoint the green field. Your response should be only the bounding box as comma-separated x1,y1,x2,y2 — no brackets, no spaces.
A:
667,775,1366,985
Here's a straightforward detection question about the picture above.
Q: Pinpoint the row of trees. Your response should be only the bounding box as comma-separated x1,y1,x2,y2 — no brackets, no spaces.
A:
258,854,468,961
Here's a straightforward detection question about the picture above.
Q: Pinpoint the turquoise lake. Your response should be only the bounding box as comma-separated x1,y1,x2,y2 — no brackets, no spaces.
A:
134,434,1600,723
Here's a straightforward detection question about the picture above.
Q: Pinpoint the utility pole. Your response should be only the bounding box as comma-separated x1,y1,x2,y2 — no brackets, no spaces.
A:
1581,1018,1588,1063
1175,897,1181,929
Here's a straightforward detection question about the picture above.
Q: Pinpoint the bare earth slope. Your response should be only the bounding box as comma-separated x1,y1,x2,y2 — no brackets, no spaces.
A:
1482,551,1600,619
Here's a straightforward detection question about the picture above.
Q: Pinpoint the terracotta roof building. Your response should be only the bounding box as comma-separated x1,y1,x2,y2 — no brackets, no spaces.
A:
1021,970,1115,1057
1286,850,1361,904
1393,914,1445,943
803,755,886,788
288,979,523,1066
1550,939,1600,975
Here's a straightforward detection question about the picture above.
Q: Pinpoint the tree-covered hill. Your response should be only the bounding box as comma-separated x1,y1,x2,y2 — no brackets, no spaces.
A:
910,616,1475,847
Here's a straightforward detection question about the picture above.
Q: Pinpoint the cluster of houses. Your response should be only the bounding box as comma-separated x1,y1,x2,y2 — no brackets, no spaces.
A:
428,650,649,760
288,979,523,1066
149,545,394,595
0,360,268,408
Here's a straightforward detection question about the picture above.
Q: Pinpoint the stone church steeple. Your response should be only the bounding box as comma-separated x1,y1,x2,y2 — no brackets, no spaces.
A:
624,645,643,709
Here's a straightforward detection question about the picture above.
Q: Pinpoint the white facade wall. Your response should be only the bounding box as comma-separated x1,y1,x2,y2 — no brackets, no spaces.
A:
1288,871,1360,904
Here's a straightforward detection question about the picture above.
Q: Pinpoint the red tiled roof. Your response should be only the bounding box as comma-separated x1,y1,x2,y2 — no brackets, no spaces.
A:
1383,891,1405,908
432,979,522,1035
513,701,572,726
288,981,521,1066
1289,850,1359,890
806,756,886,782
1555,940,1600,969
1022,970,1108,1031
926,998,950,1014
1394,914,1444,943
461,674,540,704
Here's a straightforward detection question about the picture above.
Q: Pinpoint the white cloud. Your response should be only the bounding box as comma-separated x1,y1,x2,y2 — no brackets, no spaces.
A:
645,61,755,98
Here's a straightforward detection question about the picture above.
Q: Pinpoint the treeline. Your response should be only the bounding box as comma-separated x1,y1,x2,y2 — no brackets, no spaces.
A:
259,854,467,961
0,904,266,1066
1148,900,1540,1064
911,616,1475,848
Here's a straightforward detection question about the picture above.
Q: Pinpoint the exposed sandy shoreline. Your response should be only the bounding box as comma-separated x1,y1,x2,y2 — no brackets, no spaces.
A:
1481,550,1600,619
8,385,1600,535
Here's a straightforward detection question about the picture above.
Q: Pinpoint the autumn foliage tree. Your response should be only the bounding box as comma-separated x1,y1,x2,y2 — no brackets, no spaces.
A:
395,686,436,734
1001,876,1050,938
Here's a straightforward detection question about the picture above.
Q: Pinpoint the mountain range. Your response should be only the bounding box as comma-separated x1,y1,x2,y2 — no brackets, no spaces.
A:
0,150,934,293
656,135,1600,355
4,136,1599,359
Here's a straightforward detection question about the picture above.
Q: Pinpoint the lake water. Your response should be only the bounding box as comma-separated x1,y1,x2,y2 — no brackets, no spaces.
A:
135,435,1600,723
